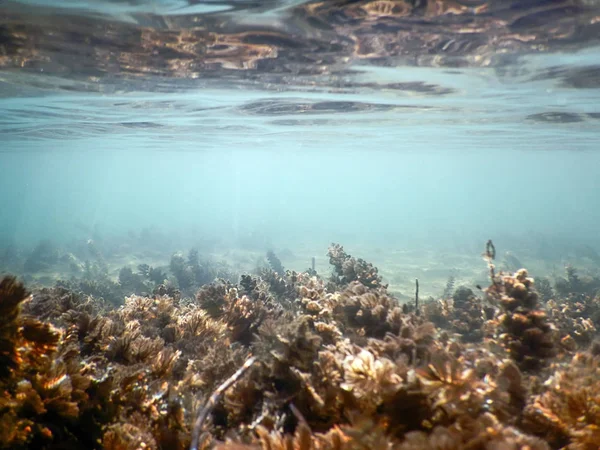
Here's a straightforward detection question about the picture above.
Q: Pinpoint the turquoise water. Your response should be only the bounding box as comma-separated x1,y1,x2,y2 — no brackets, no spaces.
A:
4,4,600,448
1,0,600,295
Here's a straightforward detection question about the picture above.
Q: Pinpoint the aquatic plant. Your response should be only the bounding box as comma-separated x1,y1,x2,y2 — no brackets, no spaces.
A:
546,296,599,351
523,352,600,448
266,250,285,275
84,238,109,277
486,268,557,371
22,285,102,323
442,275,455,299
503,251,524,272
423,286,486,344
23,240,59,273
56,276,125,307
573,244,600,265
327,243,383,289
170,252,197,292
170,249,235,296
82,258,109,282
334,281,404,339
0,276,97,448
555,265,600,299
118,266,153,295
196,279,280,345
0,244,23,273
138,263,168,285
1,240,599,450
535,276,554,302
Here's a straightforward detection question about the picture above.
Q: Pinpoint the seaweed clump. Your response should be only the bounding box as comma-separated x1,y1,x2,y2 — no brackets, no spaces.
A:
170,249,234,296
422,286,487,344
486,268,557,371
555,265,600,300
23,240,59,273
137,263,168,285
327,243,383,289
0,276,90,448
523,351,600,448
266,250,285,275
450,287,486,343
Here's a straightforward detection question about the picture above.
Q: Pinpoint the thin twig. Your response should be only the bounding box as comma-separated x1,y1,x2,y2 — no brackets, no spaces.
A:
485,239,497,284
415,278,420,316
190,355,257,450
485,239,496,260
289,403,310,431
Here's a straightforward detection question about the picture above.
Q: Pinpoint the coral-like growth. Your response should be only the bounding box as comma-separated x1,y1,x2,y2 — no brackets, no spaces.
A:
546,298,598,351
423,287,485,343
266,250,285,275
215,419,398,450
2,240,599,450
327,243,383,289
0,276,29,378
196,280,278,345
0,276,92,448
535,276,554,302
137,263,168,285
449,287,485,343
486,269,557,371
523,352,600,449
399,413,549,450
118,266,153,295
170,249,235,296
334,281,404,339
23,240,59,273
555,265,600,299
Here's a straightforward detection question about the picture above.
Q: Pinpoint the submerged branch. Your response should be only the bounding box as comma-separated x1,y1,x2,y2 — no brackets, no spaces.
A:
190,355,258,450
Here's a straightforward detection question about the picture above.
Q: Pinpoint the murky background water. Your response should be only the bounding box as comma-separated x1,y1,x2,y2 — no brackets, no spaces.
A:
1,0,600,297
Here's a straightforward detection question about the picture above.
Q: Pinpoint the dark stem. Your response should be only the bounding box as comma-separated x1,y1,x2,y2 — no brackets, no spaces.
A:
415,278,420,316
190,355,257,450
485,239,497,284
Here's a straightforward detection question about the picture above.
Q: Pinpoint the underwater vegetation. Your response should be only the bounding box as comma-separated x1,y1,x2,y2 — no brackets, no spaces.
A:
170,249,236,297
0,239,238,307
55,260,166,307
555,265,600,299
1,241,600,449
327,243,383,289
23,240,59,274
266,250,285,276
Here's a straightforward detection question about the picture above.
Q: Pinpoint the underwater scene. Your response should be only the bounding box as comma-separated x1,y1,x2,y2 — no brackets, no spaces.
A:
1,0,600,448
